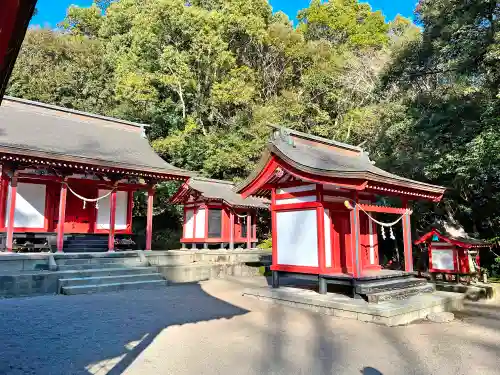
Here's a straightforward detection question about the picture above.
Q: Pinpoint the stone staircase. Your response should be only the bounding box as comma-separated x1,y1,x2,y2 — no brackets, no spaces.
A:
63,235,109,253
356,274,435,303
56,257,167,295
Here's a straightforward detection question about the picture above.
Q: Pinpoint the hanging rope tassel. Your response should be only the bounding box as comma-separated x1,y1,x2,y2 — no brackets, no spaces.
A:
389,226,395,240
83,201,86,209
381,226,386,240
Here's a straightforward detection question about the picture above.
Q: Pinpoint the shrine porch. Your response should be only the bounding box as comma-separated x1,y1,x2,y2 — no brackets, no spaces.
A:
271,269,435,303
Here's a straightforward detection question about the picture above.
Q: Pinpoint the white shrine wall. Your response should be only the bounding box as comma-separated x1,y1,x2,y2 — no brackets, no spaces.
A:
5,182,46,228
96,189,128,230
276,209,319,267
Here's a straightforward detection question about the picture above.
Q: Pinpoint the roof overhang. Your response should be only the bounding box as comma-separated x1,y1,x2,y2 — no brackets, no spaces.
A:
237,150,445,201
414,229,491,249
0,147,193,181
171,179,268,209
0,0,37,103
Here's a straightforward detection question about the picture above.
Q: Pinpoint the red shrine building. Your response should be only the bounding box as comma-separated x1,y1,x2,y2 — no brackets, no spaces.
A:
0,96,192,252
237,127,446,295
415,227,491,282
170,177,268,249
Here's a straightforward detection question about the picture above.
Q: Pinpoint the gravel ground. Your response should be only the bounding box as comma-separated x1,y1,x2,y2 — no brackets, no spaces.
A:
0,277,499,375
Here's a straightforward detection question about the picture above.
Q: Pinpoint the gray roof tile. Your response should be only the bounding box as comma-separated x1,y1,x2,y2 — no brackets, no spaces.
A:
0,97,192,178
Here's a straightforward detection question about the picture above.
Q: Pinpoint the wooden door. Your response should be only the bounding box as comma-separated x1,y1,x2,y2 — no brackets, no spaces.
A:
63,184,97,233
330,211,352,273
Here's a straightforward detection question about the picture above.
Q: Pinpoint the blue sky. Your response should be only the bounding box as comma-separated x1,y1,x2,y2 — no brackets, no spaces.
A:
31,0,418,27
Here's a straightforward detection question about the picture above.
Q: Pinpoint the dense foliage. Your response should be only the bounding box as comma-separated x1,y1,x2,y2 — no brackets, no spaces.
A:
7,0,500,249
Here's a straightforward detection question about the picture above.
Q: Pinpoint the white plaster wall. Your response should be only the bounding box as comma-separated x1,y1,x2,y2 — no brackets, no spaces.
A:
275,196,317,205
277,184,316,194
276,209,318,267
184,209,194,238
324,209,332,268
97,190,128,230
431,248,455,271
195,208,206,238
5,182,46,228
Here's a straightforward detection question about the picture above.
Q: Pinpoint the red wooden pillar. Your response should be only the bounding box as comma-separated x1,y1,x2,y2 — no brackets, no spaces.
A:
145,187,154,250
402,201,413,272
271,188,277,269
349,196,361,278
229,210,235,250
5,176,17,252
108,190,117,251
56,182,68,252
246,212,252,249
316,185,326,273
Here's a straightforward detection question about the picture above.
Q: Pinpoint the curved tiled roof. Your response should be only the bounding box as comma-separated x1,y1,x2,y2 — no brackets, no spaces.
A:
172,177,269,209
0,97,193,179
237,126,446,197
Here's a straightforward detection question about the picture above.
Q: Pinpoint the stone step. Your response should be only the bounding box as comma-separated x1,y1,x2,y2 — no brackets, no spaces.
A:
62,248,109,253
61,279,168,295
366,284,436,304
58,273,164,288
57,257,142,266
356,277,428,294
65,243,109,248
54,267,158,279
57,263,130,271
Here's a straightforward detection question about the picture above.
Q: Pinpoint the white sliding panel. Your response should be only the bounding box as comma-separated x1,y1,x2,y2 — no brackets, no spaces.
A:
369,220,375,264
277,184,316,194
97,190,128,230
324,209,332,268
184,209,195,238
275,196,317,205
195,208,206,238
276,209,318,267
5,182,46,228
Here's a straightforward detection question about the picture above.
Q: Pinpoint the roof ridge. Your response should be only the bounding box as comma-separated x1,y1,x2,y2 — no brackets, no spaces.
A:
191,176,235,185
268,124,364,153
3,96,149,129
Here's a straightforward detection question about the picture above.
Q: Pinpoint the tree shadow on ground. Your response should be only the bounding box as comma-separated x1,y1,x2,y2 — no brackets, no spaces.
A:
0,283,248,375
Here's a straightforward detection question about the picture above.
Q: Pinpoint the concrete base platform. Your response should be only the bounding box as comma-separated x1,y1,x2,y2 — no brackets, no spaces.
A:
244,286,464,326
434,282,495,300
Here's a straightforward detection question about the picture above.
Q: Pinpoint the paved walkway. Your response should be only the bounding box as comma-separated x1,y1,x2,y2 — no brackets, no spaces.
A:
0,277,499,375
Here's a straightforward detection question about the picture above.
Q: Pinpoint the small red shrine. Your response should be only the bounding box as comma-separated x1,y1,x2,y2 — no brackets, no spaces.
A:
415,228,491,282
236,127,446,295
170,177,268,249
0,96,192,252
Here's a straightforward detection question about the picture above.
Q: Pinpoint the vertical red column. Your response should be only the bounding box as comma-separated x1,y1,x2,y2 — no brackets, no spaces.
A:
316,184,326,273
56,182,68,252
108,190,117,251
349,196,361,278
271,188,277,269
402,200,413,272
229,210,234,250
145,187,154,250
5,176,17,252
246,212,252,249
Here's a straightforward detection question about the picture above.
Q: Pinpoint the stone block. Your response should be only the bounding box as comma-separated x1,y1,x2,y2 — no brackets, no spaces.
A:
357,313,374,322
334,309,358,319
427,312,454,323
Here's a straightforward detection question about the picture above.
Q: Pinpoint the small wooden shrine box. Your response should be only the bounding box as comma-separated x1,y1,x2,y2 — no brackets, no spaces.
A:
415,229,490,279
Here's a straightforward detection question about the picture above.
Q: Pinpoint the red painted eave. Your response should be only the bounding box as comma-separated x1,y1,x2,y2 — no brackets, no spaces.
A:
0,0,37,104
